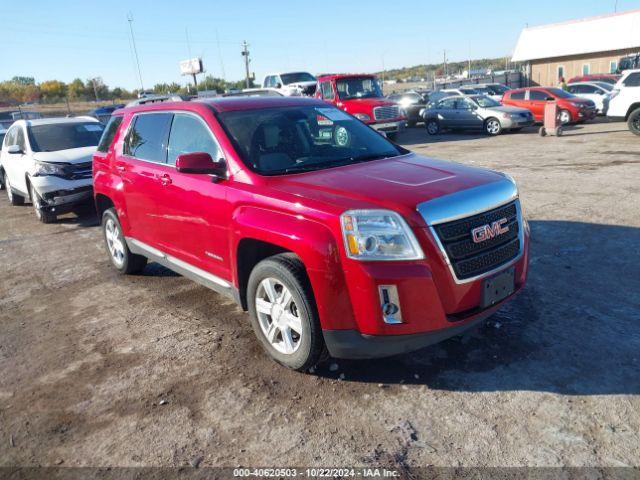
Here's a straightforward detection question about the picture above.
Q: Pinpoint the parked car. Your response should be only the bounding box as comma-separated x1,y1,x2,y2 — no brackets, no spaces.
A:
387,91,428,127
263,72,317,96
567,74,620,85
88,104,126,124
222,88,284,98
0,118,104,222
424,90,456,108
566,82,612,114
315,74,406,140
422,95,534,135
616,53,640,73
442,87,481,96
92,96,530,370
502,87,597,124
466,83,511,101
607,69,640,135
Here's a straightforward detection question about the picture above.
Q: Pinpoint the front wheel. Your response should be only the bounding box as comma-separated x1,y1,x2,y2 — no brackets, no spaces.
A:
30,183,56,223
484,118,502,135
425,119,440,135
558,109,572,125
247,253,325,371
102,208,147,274
628,107,640,136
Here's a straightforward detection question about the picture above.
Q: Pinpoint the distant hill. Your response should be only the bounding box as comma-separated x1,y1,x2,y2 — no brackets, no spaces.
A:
377,56,518,81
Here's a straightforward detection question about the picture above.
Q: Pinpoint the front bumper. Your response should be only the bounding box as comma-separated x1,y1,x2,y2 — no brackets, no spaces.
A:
577,109,597,121
324,305,497,359
502,117,535,129
370,119,406,133
30,176,93,211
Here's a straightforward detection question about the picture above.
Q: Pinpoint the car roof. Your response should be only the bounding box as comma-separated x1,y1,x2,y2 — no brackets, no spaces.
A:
116,96,328,116
317,73,376,81
13,117,100,127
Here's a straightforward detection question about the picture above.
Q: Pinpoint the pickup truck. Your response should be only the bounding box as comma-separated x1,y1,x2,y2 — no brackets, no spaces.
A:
93,96,530,371
262,72,317,96
606,69,640,135
315,74,406,140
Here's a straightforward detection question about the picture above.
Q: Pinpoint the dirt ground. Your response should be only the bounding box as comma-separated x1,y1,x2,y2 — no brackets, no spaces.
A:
1,119,639,472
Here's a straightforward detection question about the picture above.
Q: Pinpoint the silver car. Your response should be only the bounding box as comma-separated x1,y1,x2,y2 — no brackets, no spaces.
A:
423,95,534,135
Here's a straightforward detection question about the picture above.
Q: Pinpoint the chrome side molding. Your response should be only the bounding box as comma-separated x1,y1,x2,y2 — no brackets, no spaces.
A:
126,238,235,298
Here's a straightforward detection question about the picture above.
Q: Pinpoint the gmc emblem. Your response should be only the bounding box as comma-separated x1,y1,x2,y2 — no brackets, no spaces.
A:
471,218,509,244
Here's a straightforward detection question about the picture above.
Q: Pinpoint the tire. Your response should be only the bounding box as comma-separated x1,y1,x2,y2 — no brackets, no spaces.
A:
539,127,547,137
0,169,5,191
102,208,147,274
29,183,56,224
484,117,502,135
628,107,640,136
4,175,25,206
247,253,325,371
425,119,440,135
558,109,572,125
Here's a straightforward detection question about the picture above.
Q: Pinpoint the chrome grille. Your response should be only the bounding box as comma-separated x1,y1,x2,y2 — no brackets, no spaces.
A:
373,105,400,120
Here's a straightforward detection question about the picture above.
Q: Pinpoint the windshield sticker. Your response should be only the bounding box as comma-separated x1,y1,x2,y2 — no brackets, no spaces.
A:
316,108,353,122
334,126,350,147
316,114,333,126
82,124,103,132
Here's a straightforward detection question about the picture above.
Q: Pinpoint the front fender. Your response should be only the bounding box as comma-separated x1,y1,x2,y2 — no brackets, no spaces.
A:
231,206,356,330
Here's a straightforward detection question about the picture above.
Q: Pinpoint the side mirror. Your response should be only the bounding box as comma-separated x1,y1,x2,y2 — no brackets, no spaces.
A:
274,82,282,89
7,144,23,154
176,152,226,178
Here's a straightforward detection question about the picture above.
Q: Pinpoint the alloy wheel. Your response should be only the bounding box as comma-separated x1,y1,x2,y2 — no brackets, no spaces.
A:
559,110,571,124
486,119,501,135
427,121,438,134
6,177,13,202
255,277,303,355
105,218,125,268
30,185,42,219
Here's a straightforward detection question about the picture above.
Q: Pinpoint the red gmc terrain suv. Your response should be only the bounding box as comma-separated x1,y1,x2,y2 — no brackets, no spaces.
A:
315,74,406,140
93,96,530,371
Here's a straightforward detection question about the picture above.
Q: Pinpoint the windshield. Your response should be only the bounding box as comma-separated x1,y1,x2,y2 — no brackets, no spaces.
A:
488,84,509,94
474,96,501,108
336,77,383,100
280,72,316,85
28,122,104,152
217,105,404,175
545,88,575,99
594,82,613,91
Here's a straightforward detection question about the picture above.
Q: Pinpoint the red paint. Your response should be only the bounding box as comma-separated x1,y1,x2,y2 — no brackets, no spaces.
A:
94,97,529,339
502,87,597,123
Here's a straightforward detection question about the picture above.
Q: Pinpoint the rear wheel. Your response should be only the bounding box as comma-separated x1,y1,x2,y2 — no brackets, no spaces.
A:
247,253,325,371
30,183,56,223
425,119,440,135
5,175,24,206
102,208,147,274
484,117,502,135
628,107,640,136
0,169,5,191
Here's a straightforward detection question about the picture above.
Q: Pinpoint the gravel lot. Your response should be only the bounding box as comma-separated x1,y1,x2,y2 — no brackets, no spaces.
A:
1,119,639,471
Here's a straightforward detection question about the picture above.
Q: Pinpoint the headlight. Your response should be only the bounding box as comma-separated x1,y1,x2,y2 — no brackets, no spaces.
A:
354,113,371,121
341,209,424,261
34,161,67,177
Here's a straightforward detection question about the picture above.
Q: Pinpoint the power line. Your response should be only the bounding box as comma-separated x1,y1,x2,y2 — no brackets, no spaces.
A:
127,12,144,91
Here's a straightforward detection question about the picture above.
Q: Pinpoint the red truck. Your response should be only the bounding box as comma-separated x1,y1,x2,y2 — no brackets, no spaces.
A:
502,87,597,124
93,96,529,371
315,73,406,140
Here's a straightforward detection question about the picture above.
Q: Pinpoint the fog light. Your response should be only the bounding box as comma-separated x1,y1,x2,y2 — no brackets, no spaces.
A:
378,285,403,324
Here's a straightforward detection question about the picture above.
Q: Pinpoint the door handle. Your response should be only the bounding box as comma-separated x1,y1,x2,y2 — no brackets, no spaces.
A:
158,173,172,185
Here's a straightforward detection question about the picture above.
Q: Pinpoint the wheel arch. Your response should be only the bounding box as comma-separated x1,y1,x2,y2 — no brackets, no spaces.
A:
95,193,115,218
625,103,640,120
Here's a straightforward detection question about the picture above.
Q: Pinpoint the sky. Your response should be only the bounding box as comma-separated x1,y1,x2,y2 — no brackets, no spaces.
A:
2,0,639,90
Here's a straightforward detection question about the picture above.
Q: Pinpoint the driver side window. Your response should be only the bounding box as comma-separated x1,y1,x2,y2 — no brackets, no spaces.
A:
167,113,222,166
320,81,334,100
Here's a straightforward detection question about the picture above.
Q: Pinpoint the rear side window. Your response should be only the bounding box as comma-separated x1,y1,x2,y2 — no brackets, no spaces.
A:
167,113,221,165
510,91,525,100
623,72,640,87
124,113,173,163
97,116,123,153
529,90,548,101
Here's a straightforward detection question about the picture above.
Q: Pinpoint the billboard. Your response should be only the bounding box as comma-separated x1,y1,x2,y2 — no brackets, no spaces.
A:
180,58,203,75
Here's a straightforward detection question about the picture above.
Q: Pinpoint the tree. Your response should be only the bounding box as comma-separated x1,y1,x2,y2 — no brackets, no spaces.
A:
39,80,67,101
11,76,35,85
86,77,108,101
197,75,228,93
67,78,87,100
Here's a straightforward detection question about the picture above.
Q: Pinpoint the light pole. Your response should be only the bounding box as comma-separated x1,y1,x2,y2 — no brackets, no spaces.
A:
127,12,144,92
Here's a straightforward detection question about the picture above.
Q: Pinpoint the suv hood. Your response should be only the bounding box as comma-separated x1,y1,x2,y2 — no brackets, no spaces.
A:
32,146,96,164
267,153,508,226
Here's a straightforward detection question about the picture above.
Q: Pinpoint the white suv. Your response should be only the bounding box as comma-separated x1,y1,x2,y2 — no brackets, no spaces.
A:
0,117,104,222
607,69,640,135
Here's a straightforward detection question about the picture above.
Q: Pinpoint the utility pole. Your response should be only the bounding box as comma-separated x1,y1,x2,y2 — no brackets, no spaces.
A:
216,30,226,81
127,12,144,91
443,50,448,78
241,41,251,89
